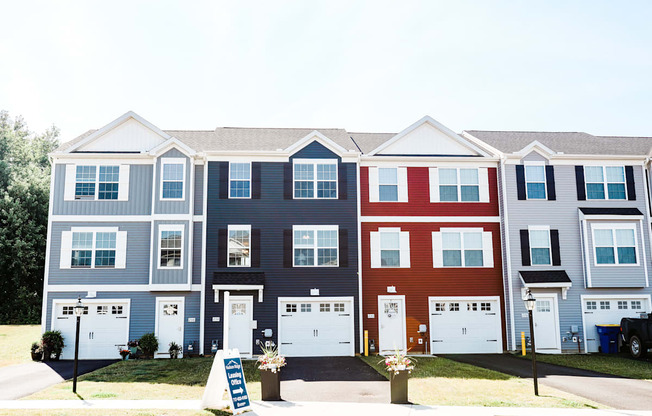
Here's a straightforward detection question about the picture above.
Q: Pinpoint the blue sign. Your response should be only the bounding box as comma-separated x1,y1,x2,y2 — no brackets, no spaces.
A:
223,357,250,411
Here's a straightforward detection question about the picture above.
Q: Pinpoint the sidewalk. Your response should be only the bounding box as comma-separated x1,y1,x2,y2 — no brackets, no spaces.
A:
2,400,652,415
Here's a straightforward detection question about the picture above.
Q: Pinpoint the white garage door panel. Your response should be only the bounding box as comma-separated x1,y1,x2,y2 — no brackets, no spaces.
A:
52,300,130,360
279,299,354,357
429,297,502,354
583,297,648,353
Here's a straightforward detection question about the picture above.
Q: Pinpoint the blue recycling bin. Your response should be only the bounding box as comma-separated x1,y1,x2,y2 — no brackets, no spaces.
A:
595,325,620,353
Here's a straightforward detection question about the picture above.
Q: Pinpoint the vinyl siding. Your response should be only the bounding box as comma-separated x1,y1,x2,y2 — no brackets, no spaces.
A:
192,222,203,285
154,149,191,215
194,164,204,215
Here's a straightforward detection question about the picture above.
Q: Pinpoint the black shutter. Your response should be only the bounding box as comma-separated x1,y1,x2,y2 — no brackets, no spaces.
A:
545,165,556,201
217,228,227,268
625,166,636,201
338,163,348,200
515,165,526,200
252,163,262,199
283,229,293,267
219,162,229,199
575,166,586,200
283,164,293,200
550,229,561,266
251,228,261,267
520,230,531,266
339,228,348,267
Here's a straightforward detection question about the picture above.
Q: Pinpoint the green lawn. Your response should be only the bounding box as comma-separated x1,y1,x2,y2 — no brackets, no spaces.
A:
518,353,652,380
0,325,41,367
360,355,605,408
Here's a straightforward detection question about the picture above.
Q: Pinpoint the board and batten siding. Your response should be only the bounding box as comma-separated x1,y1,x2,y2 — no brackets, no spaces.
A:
504,154,652,352
151,220,190,285
204,141,359,354
154,149,191,215
192,222,202,285
194,164,204,215
48,222,150,285
52,164,152,215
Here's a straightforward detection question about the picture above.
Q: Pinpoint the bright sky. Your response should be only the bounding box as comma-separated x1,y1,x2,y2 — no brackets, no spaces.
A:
1,1,651,141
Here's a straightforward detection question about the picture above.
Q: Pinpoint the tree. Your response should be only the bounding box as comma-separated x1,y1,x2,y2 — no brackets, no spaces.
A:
0,111,59,324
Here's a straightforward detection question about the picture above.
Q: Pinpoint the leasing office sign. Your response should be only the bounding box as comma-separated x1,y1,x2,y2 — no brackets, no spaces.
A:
201,349,251,414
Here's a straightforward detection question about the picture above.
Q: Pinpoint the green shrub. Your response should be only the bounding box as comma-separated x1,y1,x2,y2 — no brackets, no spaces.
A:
41,330,65,360
139,333,159,357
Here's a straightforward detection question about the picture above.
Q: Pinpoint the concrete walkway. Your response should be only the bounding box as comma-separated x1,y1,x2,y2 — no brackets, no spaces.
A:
442,354,652,411
2,400,652,415
0,360,117,400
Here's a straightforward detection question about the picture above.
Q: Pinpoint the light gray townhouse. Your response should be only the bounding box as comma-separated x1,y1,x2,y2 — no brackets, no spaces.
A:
463,131,652,353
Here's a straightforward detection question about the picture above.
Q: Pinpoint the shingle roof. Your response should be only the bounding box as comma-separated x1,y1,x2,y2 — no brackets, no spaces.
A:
465,131,652,156
349,132,396,154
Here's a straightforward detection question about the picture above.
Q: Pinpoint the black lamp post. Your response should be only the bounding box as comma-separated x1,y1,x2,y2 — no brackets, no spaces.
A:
524,289,538,396
72,296,84,393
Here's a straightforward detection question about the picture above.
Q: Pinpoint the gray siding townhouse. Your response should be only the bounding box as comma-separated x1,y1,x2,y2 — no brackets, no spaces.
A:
464,131,652,353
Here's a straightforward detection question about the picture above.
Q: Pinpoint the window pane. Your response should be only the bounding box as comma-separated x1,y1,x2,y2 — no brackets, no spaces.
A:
607,183,626,199
160,249,181,267
294,230,314,246
317,181,337,198
585,166,603,182
230,180,250,198
294,180,314,198
294,249,314,266
379,185,398,201
586,183,605,199
615,229,635,246
72,232,93,249
294,164,314,180
529,230,550,247
229,228,250,266
317,164,336,181
594,229,613,246
461,185,479,201
75,183,96,197
380,232,399,249
439,185,458,201
442,232,461,249
531,248,551,265
162,181,183,198
617,247,636,264
317,248,338,266
96,232,116,249
161,231,182,249
380,250,400,266
525,165,545,181
460,169,478,185
95,250,116,267
98,182,119,200
317,230,337,248
443,250,462,266
464,250,483,266
464,232,483,249
99,166,119,182
230,163,250,180
71,250,92,267
526,183,546,199
76,166,96,182
378,168,397,185
439,169,457,185
596,247,615,264
605,166,624,182
163,164,183,180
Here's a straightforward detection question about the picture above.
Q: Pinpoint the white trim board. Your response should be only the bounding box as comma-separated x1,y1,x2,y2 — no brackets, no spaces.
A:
46,284,202,292
361,216,500,223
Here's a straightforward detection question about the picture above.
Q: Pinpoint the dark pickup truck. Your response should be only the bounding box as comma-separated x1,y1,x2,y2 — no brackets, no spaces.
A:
621,314,652,359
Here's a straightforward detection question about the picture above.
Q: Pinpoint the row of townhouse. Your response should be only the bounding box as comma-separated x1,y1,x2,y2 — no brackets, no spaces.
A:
41,112,652,359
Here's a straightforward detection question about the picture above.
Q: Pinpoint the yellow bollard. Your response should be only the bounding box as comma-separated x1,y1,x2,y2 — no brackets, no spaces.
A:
364,330,369,356
521,331,526,356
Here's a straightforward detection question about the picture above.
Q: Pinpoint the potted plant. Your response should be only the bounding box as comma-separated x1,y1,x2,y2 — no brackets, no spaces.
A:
138,333,158,359
257,344,286,401
383,349,415,404
169,342,182,359
119,349,130,360
31,342,42,361
127,340,139,358
41,331,65,361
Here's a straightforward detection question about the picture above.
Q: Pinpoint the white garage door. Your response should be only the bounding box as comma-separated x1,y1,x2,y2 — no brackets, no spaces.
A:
52,299,130,359
429,297,502,354
279,298,354,357
582,296,649,353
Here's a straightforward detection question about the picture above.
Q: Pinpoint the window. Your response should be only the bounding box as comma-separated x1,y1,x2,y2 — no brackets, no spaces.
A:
231,303,246,316
585,166,626,200
320,303,330,312
529,228,551,265
537,300,551,313
94,232,116,267
632,300,642,310
71,232,93,267
71,231,116,268
380,231,400,267
371,228,410,268
481,302,491,311
467,302,477,311
228,225,250,267
97,305,108,315
586,301,597,310
600,301,610,310
525,165,546,199
112,305,123,315
286,304,297,313
75,166,96,199
293,159,337,199
449,303,460,311
98,166,119,200
618,301,628,310
73,165,121,200
593,225,637,265
161,159,185,199
62,306,74,315
379,168,398,201
300,303,312,312
163,304,178,315
159,225,183,268
229,163,251,198
441,231,483,267
293,225,338,267
439,168,479,202
435,303,445,312
334,303,345,312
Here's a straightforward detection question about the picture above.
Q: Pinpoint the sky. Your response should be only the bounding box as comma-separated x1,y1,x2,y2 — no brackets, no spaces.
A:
1,1,651,142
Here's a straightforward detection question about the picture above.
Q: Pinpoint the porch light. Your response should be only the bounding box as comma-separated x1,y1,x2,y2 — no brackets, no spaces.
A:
524,290,536,311
73,296,85,316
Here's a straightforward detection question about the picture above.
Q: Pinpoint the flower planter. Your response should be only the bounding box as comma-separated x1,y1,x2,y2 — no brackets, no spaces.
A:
260,368,281,401
389,370,409,404
129,347,138,356
31,351,42,361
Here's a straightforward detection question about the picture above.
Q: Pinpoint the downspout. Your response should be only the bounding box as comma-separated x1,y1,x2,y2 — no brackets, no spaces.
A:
642,159,652,288
356,152,364,355
41,154,57,333
199,155,209,354
499,155,516,351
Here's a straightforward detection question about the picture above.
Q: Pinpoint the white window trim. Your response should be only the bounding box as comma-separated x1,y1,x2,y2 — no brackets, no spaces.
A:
293,158,338,200
432,167,485,203
369,166,408,203
160,158,186,201
378,167,398,202
292,225,339,267
524,162,547,200
227,224,252,268
528,225,552,266
67,227,121,269
67,164,127,201
228,162,252,199
158,224,184,270
433,227,493,268
584,165,627,200
590,223,639,267
370,227,411,268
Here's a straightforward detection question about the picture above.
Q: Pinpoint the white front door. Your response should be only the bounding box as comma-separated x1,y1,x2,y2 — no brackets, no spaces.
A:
532,294,560,352
582,296,649,353
228,296,253,357
155,297,184,358
378,296,406,354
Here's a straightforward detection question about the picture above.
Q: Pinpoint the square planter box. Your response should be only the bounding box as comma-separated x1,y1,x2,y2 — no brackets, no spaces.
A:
260,369,281,401
389,370,409,404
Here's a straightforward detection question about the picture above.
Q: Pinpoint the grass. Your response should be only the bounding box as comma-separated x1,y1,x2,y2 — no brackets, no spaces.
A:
0,410,226,416
360,355,605,408
518,353,652,380
0,325,41,367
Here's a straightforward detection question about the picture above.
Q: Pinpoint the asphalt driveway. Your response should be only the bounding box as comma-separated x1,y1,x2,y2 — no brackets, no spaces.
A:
442,354,652,410
280,357,388,403
0,360,117,400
